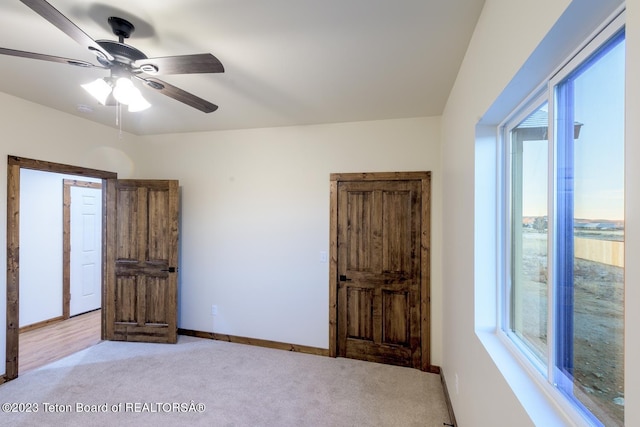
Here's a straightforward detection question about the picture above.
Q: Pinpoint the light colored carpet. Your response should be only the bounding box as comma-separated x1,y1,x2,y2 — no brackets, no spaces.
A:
0,336,451,427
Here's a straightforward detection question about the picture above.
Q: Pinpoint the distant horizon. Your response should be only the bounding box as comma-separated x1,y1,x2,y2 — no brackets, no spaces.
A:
523,215,624,223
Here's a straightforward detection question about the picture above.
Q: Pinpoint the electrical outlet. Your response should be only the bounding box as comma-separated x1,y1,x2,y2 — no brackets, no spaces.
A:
211,305,218,316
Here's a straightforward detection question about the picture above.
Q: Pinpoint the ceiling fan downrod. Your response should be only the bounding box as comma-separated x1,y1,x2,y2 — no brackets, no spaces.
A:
108,17,135,43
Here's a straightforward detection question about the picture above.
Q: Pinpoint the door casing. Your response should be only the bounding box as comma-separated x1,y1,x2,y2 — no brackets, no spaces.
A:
4,156,117,382
329,171,433,372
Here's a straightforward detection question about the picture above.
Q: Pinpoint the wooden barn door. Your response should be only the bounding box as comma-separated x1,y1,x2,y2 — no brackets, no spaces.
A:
331,172,431,370
104,179,179,344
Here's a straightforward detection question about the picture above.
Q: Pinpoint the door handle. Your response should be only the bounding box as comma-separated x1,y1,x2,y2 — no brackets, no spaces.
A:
161,267,177,273
339,275,351,282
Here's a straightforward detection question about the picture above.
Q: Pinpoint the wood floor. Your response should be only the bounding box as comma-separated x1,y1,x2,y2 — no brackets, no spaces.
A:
19,310,102,374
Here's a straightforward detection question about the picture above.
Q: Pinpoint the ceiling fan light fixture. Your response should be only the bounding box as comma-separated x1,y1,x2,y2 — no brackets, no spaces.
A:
128,94,151,112
82,76,150,112
81,78,112,105
113,77,151,111
112,77,137,105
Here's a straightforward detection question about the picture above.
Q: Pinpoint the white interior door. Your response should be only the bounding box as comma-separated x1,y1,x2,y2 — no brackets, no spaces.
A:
70,185,102,316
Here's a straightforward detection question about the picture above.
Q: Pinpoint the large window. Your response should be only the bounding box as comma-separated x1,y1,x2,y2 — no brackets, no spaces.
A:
503,13,625,427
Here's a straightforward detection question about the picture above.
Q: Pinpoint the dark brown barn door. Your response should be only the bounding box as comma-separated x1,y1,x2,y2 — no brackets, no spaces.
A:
104,179,179,344
336,178,424,368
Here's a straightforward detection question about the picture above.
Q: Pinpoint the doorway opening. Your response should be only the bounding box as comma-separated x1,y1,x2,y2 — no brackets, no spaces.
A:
4,156,117,382
18,172,103,374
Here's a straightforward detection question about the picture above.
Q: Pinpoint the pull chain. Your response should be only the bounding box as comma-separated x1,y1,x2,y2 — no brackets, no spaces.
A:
115,102,123,139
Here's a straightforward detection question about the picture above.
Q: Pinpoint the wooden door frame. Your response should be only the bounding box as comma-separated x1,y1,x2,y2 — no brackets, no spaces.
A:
63,179,103,320
328,171,433,371
4,156,116,382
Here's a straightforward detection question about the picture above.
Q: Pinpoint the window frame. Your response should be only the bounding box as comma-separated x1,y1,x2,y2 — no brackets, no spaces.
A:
498,9,626,427
502,92,550,378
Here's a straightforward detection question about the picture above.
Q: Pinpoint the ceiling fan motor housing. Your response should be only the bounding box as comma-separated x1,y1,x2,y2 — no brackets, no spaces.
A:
96,40,147,67
94,17,147,68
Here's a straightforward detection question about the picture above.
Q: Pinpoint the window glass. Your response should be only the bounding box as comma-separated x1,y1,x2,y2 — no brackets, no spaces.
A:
554,30,625,426
510,103,549,368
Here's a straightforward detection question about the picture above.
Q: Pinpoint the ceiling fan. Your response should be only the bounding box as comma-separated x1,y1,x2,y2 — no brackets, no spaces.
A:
0,0,224,113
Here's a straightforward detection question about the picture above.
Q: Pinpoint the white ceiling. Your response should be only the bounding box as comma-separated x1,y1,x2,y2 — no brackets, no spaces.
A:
0,0,484,135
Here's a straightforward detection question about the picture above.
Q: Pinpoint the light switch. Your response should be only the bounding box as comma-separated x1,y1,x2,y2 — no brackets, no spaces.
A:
320,251,328,263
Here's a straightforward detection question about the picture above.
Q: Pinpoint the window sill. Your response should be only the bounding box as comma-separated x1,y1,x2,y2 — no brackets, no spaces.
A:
476,327,589,427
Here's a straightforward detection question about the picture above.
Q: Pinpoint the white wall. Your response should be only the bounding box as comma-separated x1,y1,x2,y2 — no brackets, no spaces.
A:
0,89,444,375
20,169,63,326
19,170,101,327
0,92,139,375
442,0,635,426
134,117,444,361
440,3,564,424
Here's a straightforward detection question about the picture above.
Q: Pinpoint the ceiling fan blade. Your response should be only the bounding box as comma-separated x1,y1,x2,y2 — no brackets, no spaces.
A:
133,54,224,75
0,47,101,68
137,77,218,113
20,0,114,62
